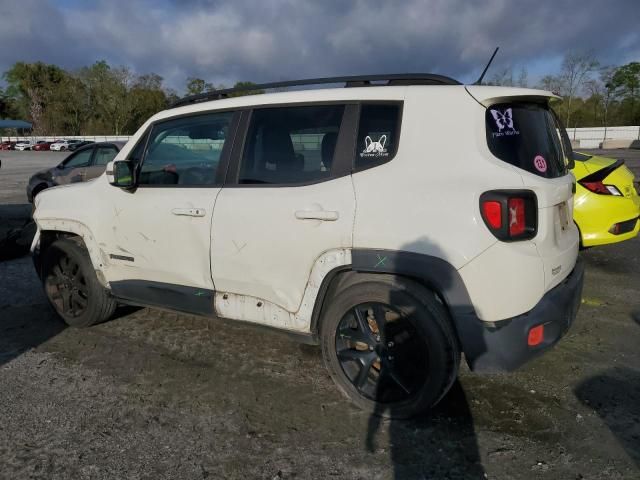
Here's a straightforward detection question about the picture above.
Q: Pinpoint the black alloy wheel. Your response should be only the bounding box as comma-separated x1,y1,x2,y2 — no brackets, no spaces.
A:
336,302,430,404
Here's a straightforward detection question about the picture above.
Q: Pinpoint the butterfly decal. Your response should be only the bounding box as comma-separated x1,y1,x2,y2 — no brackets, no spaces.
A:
490,108,514,132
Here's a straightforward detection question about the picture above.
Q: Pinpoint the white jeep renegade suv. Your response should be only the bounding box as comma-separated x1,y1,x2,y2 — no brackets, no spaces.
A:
32,74,584,418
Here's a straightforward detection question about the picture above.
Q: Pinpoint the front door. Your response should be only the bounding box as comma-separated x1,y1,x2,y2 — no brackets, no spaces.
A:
102,110,239,313
211,104,356,316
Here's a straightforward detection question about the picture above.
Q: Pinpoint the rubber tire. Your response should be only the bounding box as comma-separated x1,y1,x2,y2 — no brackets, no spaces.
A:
320,274,460,419
42,238,117,328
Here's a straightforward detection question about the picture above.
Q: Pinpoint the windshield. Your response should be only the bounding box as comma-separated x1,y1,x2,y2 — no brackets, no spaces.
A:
486,102,568,178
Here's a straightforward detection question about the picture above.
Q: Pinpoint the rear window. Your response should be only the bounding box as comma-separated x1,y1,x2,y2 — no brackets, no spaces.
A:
486,103,568,178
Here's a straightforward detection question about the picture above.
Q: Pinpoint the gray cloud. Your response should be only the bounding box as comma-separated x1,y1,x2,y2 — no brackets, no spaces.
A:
0,0,638,92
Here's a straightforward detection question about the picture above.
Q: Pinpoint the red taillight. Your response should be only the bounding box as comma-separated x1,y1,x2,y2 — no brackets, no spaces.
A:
580,180,610,195
528,324,544,346
508,198,525,236
482,201,502,229
480,190,537,241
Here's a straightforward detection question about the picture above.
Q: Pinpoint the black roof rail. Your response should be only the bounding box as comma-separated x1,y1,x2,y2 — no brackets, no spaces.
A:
170,73,461,108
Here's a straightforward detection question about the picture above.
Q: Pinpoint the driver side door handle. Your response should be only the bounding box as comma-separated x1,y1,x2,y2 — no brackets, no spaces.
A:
171,208,206,217
295,210,339,221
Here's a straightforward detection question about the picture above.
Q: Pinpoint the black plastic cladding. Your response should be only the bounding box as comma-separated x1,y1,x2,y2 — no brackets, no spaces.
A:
479,190,538,242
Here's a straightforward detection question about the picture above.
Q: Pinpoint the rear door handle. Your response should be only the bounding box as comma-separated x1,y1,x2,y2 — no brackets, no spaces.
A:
171,208,206,217
295,210,339,221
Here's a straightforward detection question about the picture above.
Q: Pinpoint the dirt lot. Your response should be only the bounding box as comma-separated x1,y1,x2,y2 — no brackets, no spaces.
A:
0,150,639,479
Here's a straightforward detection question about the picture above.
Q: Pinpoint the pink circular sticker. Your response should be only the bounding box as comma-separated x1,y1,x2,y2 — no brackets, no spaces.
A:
534,155,547,173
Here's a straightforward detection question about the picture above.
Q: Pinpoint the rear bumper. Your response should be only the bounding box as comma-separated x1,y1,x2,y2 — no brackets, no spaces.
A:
460,257,584,372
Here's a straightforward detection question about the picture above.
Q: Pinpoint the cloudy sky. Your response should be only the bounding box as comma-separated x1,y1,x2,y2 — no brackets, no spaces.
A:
1,0,638,93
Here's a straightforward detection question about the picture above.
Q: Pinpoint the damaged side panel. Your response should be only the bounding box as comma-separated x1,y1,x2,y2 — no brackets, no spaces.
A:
33,219,112,288
215,249,352,332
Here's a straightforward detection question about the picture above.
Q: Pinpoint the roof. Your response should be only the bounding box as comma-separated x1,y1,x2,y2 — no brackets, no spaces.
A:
0,119,32,129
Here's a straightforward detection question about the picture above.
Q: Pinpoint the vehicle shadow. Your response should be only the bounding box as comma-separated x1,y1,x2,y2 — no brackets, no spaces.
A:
366,380,484,478
574,367,640,468
0,203,35,262
363,237,487,478
0,303,66,368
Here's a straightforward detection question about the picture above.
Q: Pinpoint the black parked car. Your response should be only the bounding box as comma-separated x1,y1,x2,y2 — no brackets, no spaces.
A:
27,141,125,203
68,140,95,151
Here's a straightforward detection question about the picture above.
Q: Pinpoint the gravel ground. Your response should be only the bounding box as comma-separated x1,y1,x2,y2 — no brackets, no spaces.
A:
0,149,639,479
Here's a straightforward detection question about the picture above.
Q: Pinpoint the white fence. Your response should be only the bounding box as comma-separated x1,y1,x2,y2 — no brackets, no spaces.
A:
0,135,131,143
566,126,640,149
3,127,640,150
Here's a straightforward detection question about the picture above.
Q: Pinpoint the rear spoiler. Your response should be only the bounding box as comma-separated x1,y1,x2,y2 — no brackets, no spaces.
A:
579,159,625,183
465,85,559,108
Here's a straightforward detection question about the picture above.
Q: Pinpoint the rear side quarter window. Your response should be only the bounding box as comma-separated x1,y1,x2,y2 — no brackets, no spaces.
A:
355,103,402,171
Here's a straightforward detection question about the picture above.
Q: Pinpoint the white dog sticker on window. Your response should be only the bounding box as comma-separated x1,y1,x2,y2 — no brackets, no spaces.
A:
361,135,388,157
489,108,519,137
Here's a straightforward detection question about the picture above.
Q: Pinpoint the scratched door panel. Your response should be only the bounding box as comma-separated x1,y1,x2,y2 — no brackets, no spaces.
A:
211,176,355,314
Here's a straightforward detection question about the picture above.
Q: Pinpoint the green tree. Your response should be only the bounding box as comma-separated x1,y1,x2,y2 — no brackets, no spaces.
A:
185,77,214,96
127,73,168,132
4,61,69,134
228,81,264,97
610,62,640,124
0,87,19,119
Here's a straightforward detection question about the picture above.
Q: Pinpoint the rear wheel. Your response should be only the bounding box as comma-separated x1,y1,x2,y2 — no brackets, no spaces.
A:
320,275,460,418
42,238,116,327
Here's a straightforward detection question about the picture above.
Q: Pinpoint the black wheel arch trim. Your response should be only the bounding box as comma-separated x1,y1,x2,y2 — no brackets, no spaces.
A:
350,248,477,322
312,249,481,367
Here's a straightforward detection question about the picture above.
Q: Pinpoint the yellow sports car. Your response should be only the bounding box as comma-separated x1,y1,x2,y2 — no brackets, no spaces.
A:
572,152,640,247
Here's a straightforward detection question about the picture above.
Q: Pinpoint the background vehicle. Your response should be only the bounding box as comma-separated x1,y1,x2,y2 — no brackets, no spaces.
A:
68,140,94,151
50,139,82,151
31,76,582,418
0,141,15,150
572,151,640,247
15,140,34,150
33,141,52,151
27,141,125,202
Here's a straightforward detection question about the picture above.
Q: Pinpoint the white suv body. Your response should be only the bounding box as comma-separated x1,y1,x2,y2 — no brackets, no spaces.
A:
15,140,34,150
32,78,583,417
50,140,70,151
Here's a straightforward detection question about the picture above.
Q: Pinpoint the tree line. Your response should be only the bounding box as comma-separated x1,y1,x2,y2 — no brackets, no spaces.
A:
0,61,261,136
485,52,639,129
0,54,638,136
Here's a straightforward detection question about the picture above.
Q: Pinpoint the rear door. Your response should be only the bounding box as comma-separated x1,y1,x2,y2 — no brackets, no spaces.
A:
211,104,357,317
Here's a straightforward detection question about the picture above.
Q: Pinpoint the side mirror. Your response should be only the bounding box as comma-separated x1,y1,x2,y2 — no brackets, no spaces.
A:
107,160,135,188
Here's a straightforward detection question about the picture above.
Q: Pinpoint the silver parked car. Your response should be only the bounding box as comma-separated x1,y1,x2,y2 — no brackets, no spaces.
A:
27,141,126,202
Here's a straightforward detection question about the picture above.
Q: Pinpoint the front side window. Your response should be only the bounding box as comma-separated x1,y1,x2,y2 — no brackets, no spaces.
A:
355,104,401,171
239,105,345,185
486,103,568,178
139,112,233,186
63,148,93,168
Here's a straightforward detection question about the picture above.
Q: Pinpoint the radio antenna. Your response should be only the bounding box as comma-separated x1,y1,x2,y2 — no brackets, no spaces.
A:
474,47,499,85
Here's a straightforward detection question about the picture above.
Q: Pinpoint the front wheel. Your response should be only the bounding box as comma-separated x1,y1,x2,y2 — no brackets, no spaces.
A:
42,238,116,327
320,275,460,419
